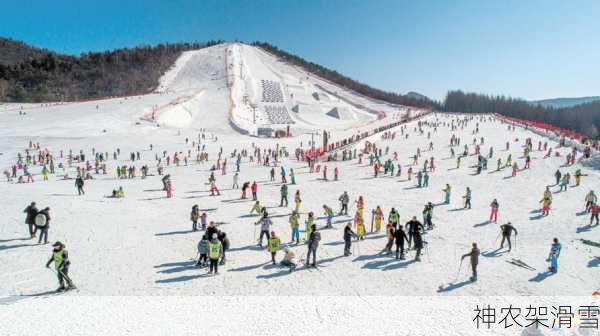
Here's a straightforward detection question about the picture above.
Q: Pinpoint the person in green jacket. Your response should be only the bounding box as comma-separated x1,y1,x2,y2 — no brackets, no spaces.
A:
268,231,281,264
280,184,288,207
388,208,400,229
208,235,223,275
45,241,75,291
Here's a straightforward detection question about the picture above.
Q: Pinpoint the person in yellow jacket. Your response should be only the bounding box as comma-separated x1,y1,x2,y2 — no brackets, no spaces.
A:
45,241,75,291
355,196,364,218
574,169,582,186
373,206,384,232
268,231,281,264
305,212,315,242
208,235,223,275
250,201,262,215
356,217,366,240
289,211,300,244
294,190,302,212
41,166,49,181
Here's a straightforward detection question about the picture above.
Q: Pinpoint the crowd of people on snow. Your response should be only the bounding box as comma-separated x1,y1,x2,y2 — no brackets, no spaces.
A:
7,115,597,293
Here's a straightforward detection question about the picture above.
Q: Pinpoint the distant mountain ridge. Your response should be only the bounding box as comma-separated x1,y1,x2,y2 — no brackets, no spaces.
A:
532,96,600,108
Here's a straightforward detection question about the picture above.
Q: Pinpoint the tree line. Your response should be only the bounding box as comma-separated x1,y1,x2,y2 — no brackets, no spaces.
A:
0,39,223,102
442,90,600,139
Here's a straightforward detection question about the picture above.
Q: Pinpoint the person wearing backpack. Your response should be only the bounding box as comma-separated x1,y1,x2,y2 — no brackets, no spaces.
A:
35,207,51,244
268,231,281,264
306,224,320,267
208,234,223,275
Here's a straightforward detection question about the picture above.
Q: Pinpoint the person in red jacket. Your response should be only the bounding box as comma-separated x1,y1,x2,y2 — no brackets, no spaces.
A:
251,181,258,200
590,203,600,226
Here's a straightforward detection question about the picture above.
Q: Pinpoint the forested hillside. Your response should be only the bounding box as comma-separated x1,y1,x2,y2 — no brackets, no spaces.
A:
0,38,223,102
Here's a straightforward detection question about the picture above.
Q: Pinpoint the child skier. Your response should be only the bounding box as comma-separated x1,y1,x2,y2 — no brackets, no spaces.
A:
546,238,561,273
489,199,499,222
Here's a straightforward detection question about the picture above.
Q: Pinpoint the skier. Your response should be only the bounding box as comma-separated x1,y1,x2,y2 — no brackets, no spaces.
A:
373,206,384,232
305,212,315,242
442,184,451,204
540,190,552,216
35,207,51,244
217,230,229,265
75,176,85,195
256,213,272,247
499,222,518,251
196,234,209,267
305,224,320,267
463,187,472,209
250,201,262,215
422,202,434,229
208,234,223,275
190,205,200,231
280,248,297,272
338,191,349,215
289,211,300,244
574,169,582,187
590,203,599,226
383,223,395,253
23,201,38,238
388,208,400,229
251,181,258,200
268,231,281,264
241,181,249,199
343,222,358,256
394,224,409,260
45,241,75,291
232,172,239,189
406,216,425,249
279,184,288,207
585,190,598,212
461,242,480,281
489,199,499,222
165,178,173,198
294,190,302,212
323,204,334,228
161,174,170,190
554,170,562,186
546,238,561,273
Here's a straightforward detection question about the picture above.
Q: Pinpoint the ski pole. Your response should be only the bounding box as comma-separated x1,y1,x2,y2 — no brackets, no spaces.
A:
454,259,463,282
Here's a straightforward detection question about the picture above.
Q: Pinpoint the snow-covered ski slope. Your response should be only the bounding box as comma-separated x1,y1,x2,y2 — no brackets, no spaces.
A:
152,42,418,136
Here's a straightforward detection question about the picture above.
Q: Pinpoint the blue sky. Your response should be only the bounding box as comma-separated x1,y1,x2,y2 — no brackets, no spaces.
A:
2,0,599,101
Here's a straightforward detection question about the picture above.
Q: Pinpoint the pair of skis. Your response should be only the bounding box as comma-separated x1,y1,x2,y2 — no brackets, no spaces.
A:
505,258,536,271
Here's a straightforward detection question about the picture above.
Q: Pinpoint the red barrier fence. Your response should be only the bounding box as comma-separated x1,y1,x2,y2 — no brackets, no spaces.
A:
493,114,587,141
